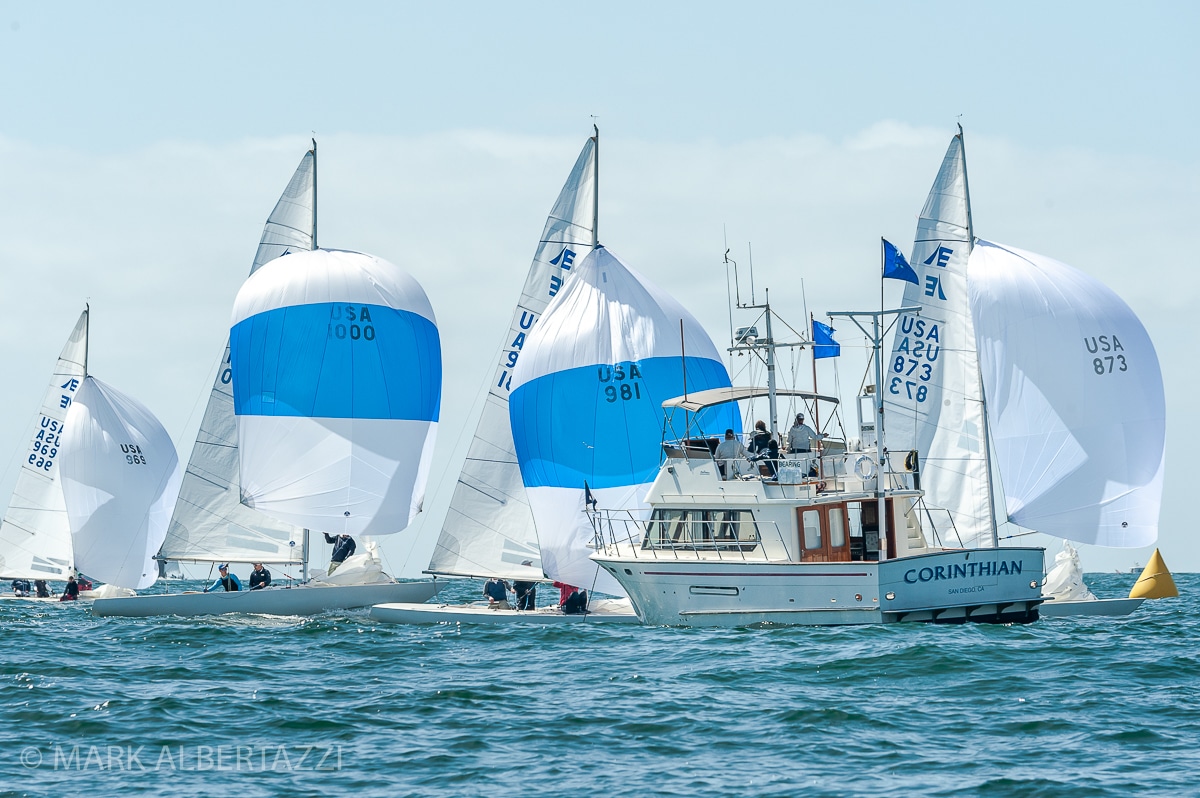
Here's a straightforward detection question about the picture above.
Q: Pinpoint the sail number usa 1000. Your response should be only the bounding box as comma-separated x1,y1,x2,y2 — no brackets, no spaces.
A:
327,305,376,342
598,364,644,403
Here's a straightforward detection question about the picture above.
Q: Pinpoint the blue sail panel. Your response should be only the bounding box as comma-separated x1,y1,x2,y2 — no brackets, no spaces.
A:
511,355,737,490
230,302,441,422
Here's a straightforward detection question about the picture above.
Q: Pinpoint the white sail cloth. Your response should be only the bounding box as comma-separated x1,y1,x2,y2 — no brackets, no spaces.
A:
968,240,1164,547
0,310,88,580
509,246,737,595
1043,541,1097,601
431,135,597,581
60,377,181,590
161,149,315,565
883,131,995,548
231,248,441,537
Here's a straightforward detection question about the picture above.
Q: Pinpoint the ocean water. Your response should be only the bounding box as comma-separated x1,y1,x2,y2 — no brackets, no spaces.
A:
2,572,1196,798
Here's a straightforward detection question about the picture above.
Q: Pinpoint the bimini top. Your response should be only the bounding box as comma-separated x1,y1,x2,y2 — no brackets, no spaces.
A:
662,386,840,413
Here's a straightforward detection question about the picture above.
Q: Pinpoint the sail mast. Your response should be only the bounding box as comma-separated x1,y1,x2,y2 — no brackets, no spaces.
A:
959,126,999,547
591,124,599,247
310,138,318,250
83,303,90,377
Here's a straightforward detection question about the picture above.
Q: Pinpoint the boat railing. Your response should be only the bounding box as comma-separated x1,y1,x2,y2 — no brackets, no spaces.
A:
590,510,787,561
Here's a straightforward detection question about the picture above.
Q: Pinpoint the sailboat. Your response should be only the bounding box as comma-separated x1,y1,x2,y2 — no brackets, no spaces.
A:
510,244,741,595
882,129,1167,617
372,131,637,624
0,310,88,598
60,373,182,592
93,146,439,617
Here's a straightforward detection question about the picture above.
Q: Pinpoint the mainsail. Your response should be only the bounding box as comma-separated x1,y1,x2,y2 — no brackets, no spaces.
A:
60,376,181,590
0,310,89,579
429,134,598,581
883,129,996,547
230,248,442,536
509,245,738,595
968,240,1164,547
159,147,315,564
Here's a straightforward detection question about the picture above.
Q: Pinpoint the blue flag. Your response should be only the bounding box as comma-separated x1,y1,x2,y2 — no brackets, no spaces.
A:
882,239,919,285
812,320,840,360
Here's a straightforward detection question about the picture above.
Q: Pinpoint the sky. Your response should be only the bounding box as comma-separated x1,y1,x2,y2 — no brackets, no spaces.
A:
1,1,1197,577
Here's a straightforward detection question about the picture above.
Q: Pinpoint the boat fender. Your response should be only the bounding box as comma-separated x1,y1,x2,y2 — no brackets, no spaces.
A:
854,455,876,480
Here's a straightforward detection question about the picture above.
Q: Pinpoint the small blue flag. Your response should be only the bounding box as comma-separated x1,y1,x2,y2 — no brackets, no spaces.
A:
812,320,840,360
882,239,919,285
584,482,599,509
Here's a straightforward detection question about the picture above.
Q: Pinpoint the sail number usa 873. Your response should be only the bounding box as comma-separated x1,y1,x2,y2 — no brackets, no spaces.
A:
1086,335,1127,375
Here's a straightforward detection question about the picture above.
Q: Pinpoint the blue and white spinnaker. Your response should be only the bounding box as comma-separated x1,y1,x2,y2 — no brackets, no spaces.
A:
230,248,441,536
509,245,737,595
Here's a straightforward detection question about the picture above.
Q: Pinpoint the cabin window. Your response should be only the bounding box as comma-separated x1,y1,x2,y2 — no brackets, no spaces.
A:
643,508,758,549
829,506,846,548
802,510,822,550
645,509,688,546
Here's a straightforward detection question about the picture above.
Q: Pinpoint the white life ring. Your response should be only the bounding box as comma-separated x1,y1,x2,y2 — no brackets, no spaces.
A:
854,455,876,480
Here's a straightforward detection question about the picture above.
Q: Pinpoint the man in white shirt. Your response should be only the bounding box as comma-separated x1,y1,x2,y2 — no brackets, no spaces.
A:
713,428,747,480
787,413,825,453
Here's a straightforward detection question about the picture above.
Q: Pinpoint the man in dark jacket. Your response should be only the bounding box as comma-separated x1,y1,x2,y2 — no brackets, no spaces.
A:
323,533,356,575
248,563,272,591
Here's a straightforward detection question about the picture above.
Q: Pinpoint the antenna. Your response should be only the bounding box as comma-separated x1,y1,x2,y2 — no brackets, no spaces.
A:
748,242,756,305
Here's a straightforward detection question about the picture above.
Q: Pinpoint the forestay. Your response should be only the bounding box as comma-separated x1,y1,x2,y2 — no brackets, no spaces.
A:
883,130,995,548
430,135,597,581
0,310,88,579
509,246,738,595
161,148,315,564
60,377,181,590
231,248,441,536
968,240,1164,547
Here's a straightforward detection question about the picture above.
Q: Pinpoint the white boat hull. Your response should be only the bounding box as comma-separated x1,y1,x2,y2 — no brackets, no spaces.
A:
594,548,1044,627
370,597,638,625
1039,597,1144,618
91,581,439,618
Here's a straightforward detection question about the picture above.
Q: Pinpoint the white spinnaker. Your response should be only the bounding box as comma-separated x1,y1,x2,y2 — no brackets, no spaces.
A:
161,148,315,564
0,310,88,579
61,377,182,590
509,246,737,595
429,136,597,581
968,240,1164,547
883,130,995,547
231,249,441,537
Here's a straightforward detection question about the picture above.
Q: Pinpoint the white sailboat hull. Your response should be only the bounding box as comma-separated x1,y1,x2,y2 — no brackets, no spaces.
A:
370,597,638,625
594,548,1045,627
1038,597,1144,618
91,581,439,618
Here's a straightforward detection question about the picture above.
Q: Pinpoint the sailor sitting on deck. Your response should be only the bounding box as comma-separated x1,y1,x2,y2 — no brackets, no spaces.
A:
248,563,272,591
204,564,242,593
11,579,30,597
59,575,79,602
484,576,512,609
714,428,747,480
553,581,589,614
